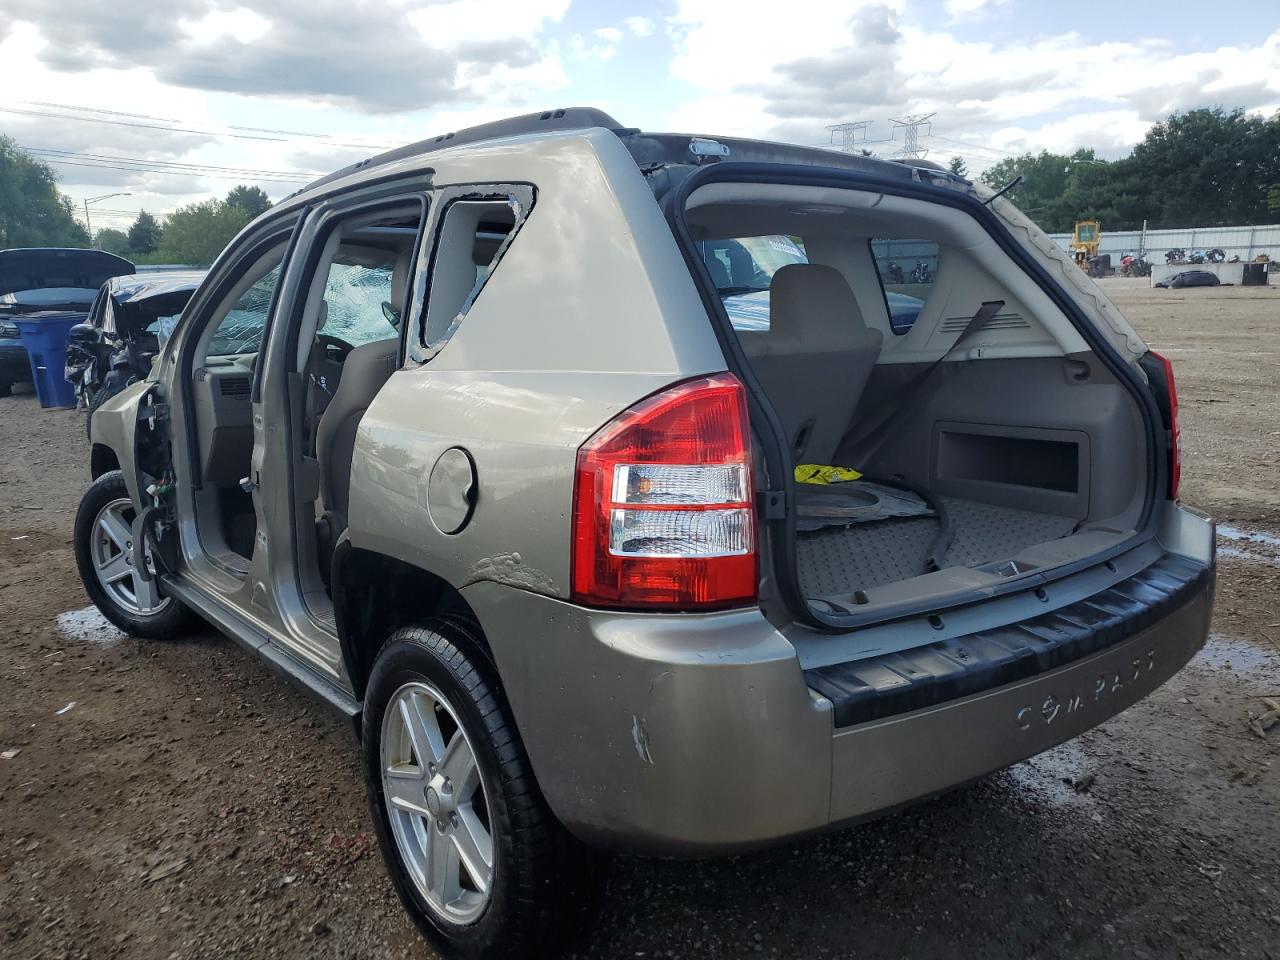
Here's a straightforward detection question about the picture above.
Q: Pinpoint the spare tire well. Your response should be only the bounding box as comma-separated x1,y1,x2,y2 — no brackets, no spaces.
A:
332,545,487,700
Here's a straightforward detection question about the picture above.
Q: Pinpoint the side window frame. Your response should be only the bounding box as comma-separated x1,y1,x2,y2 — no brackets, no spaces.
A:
275,189,430,379
407,182,535,364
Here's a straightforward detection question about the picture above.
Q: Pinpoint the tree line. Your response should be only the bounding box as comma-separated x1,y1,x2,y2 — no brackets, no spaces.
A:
92,184,271,266
961,107,1280,234
0,135,273,267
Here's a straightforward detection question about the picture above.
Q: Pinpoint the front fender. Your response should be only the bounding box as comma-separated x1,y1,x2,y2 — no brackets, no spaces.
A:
89,379,150,508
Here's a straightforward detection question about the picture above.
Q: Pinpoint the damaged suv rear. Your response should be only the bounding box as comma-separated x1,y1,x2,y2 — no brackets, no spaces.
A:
77,108,1213,960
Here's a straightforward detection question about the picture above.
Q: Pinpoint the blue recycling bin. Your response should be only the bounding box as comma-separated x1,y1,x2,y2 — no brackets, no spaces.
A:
14,314,80,408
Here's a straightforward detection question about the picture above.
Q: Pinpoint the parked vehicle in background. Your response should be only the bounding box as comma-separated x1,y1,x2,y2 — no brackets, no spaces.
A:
66,271,204,433
1155,269,1222,289
0,315,25,396
0,248,135,396
75,108,1214,960
1121,254,1152,277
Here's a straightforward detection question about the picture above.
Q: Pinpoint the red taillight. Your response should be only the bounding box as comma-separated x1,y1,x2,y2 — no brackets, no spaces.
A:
571,373,757,610
1152,351,1181,500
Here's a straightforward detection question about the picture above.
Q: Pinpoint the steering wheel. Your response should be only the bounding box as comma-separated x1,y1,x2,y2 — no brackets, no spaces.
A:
315,333,354,364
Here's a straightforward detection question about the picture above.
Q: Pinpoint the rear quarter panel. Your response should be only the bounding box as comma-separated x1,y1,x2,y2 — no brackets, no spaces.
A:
346,129,729,597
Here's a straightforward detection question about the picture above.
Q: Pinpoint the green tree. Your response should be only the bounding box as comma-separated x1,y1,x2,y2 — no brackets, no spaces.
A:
156,200,253,266
94,227,130,255
225,184,271,219
0,136,89,247
1132,107,1280,226
126,210,162,254
947,155,968,177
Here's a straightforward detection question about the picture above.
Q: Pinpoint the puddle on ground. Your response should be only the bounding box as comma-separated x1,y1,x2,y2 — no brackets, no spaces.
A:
1006,740,1092,808
1192,632,1280,677
1216,524,1280,568
55,606,126,647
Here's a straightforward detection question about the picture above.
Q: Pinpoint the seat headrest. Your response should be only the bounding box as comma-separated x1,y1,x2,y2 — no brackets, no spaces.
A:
768,263,867,344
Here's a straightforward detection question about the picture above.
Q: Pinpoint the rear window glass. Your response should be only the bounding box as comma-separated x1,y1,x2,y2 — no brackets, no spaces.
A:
869,239,941,335
698,235,808,332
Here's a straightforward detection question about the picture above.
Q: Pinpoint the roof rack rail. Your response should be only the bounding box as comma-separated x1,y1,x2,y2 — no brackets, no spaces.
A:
301,107,625,194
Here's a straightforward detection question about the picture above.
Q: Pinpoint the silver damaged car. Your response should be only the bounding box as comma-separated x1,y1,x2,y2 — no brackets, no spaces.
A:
74,108,1216,959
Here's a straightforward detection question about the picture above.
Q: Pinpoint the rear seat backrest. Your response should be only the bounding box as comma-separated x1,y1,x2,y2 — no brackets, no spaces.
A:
740,263,883,465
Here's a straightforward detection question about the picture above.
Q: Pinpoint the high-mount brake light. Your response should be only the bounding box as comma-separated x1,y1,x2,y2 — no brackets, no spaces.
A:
571,373,757,609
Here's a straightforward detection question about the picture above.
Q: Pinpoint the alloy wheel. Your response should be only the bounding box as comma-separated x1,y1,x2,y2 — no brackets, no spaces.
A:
381,680,495,924
89,497,168,616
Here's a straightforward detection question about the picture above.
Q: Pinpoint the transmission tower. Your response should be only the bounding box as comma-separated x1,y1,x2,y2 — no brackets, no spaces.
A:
827,120,872,153
889,113,935,159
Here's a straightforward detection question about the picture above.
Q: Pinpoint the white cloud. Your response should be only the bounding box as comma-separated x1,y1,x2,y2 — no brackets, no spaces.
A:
179,7,272,45
407,0,570,47
624,16,653,37
594,26,623,43
662,1,1280,168
943,0,1009,17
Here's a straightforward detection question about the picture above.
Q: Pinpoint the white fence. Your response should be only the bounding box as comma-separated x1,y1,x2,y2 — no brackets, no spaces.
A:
1046,223,1280,263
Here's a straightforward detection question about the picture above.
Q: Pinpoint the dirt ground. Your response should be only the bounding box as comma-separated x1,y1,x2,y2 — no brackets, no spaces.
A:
2,277,1279,960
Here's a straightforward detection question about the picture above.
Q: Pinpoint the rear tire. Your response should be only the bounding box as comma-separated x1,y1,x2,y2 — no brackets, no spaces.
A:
73,470,196,640
363,619,601,960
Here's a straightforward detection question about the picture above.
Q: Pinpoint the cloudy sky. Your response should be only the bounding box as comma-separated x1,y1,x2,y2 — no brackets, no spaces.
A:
3,0,1278,231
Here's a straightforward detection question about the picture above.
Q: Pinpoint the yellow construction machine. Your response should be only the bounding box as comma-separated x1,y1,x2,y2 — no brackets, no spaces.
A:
1070,220,1101,267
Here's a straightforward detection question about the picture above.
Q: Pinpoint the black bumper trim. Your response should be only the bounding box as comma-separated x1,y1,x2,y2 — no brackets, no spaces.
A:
806,554,1214,728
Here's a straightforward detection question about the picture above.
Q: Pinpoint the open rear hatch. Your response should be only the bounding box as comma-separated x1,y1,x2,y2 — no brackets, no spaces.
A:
646,149,1168,631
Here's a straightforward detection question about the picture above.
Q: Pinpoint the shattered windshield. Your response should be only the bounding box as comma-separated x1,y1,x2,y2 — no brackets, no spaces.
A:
207,265,279,357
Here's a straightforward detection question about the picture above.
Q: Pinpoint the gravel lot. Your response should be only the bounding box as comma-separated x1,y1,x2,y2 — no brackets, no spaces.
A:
2,278,1279,959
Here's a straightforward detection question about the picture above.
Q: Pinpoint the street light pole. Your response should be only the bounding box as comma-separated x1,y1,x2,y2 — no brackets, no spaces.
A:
83,192,132,244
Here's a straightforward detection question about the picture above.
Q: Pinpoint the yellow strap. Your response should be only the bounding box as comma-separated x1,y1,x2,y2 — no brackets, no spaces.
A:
794,464,863,485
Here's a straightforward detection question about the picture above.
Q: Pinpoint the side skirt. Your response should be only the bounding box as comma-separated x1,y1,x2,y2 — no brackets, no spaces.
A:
161,575,363,737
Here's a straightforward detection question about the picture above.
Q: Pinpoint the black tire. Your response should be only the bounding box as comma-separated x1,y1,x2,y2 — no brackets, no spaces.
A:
363,619,601,960
0,378,11,398
73,470,196,640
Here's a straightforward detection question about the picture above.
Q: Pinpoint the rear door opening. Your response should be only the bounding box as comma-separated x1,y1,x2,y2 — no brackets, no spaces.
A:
669,169,1163,628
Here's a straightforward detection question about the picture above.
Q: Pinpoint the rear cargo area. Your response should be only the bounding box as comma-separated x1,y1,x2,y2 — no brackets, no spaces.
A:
681,180,1152,616
797,497,1077,597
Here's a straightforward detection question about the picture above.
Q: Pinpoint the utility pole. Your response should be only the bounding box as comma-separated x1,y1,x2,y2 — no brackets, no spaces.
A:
83,192,131,243
827,120,872,153
889,113,936,159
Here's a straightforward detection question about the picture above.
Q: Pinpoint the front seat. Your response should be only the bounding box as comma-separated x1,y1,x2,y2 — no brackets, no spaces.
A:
739,263,882,464
315,337,398,523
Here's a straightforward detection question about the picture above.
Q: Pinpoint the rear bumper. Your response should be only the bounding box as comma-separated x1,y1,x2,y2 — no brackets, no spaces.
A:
466,515,1214,856
827,563,1211,823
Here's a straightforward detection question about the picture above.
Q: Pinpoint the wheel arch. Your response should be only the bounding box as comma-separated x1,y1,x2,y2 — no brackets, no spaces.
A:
332,541,488,701
90,443,121,479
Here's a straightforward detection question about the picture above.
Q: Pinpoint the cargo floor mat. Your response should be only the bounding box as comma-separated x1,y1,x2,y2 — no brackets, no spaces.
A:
797,498,1078,597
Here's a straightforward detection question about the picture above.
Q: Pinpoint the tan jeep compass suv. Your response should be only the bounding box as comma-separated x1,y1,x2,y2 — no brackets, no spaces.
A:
74,107,1215,959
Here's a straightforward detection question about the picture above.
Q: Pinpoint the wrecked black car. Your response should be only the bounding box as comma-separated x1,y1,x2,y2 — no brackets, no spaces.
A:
66,271,204,434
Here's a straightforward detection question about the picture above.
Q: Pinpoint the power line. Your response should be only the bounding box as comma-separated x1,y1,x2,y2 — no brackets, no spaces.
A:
24,146,322,179
17,99,405,149
0,103,405,151
39,157,311,184
827,120,873,153
889,113,936,159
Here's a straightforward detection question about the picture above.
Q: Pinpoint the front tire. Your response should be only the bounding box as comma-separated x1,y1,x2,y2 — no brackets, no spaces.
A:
363,620,599,960
73,470,195,639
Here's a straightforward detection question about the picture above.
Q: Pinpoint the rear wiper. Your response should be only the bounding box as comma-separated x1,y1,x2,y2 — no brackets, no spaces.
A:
717,285,770,297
